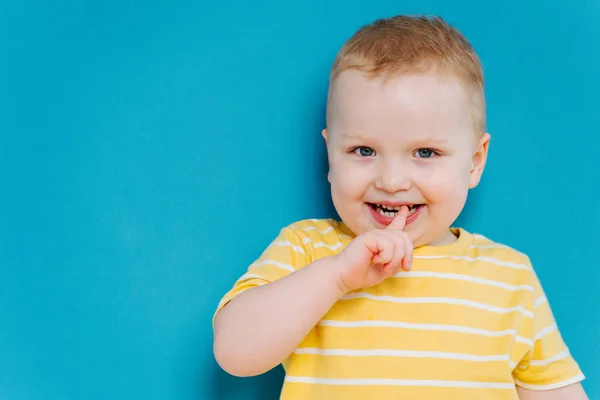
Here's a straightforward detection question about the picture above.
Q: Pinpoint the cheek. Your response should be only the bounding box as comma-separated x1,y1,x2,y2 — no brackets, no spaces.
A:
418,162,471,200
331,170,359,197
330,159,370,198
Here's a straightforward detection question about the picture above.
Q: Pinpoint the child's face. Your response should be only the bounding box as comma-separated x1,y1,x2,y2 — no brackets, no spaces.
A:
324,70,489,247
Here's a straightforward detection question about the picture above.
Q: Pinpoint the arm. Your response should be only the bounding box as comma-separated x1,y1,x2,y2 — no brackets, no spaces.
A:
513,265,586,399
213,256,346,377
517,383,588,400
214,209,412,377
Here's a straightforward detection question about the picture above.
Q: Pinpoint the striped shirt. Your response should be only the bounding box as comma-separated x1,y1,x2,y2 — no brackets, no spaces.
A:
216,219,584,399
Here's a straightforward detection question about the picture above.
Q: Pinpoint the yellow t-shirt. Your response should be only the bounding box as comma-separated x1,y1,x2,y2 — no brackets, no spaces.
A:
215,219,584,400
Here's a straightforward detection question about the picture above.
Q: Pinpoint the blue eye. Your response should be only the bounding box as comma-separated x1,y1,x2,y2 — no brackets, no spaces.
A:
416,148,436,158
354,147,375,157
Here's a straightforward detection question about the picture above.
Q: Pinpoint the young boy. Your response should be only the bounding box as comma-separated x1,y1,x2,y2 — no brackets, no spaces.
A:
213,15,587,400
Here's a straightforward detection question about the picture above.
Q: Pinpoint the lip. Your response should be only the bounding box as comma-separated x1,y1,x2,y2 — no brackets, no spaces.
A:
368,203,425,227
371,201,416,207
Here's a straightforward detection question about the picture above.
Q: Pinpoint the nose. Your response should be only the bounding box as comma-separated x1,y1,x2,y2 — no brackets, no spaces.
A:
374,159,412,193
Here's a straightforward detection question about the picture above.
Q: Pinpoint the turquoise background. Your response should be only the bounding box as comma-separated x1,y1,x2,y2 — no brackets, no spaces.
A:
1,0,598,399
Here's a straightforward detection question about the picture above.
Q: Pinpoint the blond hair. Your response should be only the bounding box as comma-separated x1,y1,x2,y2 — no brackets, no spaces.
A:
327,15,486,133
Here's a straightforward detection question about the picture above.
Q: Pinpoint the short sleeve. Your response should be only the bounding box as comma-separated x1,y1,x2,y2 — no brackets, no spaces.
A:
513,272,585,390
213,226,309,322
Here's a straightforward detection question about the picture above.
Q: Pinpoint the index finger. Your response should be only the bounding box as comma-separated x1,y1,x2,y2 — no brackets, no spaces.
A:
387,205,409,231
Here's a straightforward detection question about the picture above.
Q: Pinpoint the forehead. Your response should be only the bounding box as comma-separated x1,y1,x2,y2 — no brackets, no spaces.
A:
328,70,475,140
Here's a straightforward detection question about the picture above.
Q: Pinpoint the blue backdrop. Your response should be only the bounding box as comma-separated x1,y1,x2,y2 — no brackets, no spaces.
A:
1,1,598,399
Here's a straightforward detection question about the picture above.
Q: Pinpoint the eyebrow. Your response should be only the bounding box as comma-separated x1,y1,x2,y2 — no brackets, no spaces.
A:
411,136,451,146
341,131,451,146
340,131,371,140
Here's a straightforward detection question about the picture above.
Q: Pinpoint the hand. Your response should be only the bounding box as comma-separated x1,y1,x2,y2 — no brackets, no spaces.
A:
334,206,414,294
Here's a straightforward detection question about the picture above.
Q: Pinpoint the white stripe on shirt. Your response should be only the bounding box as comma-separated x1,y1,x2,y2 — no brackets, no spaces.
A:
251,259,295,272
293,226,334,234
414,255,531,270
394,271,534,292
238,273,269,282
514,374,585,391
270,240,304,254
534,296,547,308
285,376,515,389
301,238,345,250
342,292,534,317
529,349,570,367
313,242,344,251
470,244,509,250
534,323,557,341
319,320,533,346
293,348,509,362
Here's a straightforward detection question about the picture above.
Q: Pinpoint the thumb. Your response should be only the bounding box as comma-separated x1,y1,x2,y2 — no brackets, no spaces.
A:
387,205,409,231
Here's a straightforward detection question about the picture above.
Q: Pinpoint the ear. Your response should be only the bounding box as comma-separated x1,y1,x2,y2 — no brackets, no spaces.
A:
322,128,329,145
469,133,490,189
322,129,332,183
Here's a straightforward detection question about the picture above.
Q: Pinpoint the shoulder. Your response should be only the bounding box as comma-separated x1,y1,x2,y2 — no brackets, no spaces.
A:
457,229,543,304
466,229,533,266
283,218,352,239
457,228,539,286
278,218,353,255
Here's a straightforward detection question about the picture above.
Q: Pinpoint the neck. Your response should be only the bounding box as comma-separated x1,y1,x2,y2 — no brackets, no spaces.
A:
427,229,459,247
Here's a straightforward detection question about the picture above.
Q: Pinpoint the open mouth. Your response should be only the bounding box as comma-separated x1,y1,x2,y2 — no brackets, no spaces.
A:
369,203,424,218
